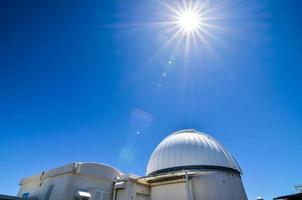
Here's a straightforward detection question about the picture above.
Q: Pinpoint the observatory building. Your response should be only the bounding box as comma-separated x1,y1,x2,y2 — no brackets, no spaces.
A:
16,129,248,200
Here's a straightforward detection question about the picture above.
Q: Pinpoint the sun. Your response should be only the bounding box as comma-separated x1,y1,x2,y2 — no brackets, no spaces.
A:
138,0,227,60
160,0,211,46
177,10,202,32
169,0,207,37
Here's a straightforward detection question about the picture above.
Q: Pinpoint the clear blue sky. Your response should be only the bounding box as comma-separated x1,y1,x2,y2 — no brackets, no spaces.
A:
0,0,301,199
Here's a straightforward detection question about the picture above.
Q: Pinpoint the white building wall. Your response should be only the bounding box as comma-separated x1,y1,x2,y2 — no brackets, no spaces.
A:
18,174,69,200
18,173,115,200
17,162,122,200
115,180,150,200
148,171,247,200
151,182,186,200
64,174,114,200
191,171,248,200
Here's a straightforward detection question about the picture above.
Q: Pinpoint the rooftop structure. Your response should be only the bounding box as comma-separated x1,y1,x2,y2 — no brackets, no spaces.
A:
146,129,241,176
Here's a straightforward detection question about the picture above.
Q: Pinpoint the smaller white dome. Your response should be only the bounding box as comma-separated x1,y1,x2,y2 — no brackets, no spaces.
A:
146,129,241,176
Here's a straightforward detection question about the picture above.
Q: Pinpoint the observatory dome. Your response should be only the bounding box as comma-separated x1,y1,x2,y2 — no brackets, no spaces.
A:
146,129,241,176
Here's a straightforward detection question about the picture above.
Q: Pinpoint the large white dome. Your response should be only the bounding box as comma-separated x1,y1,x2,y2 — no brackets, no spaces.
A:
146,129,241,176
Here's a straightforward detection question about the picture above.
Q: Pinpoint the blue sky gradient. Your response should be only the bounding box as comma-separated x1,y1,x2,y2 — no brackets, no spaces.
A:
0,1,301,199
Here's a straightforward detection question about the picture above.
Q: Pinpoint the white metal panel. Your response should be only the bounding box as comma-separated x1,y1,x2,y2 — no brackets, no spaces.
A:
191,171,248,200
151,182,186,200
146,129,241,175
76,162,123,181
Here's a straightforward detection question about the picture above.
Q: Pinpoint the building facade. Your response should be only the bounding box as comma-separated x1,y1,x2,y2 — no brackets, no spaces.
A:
17,129,248,200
